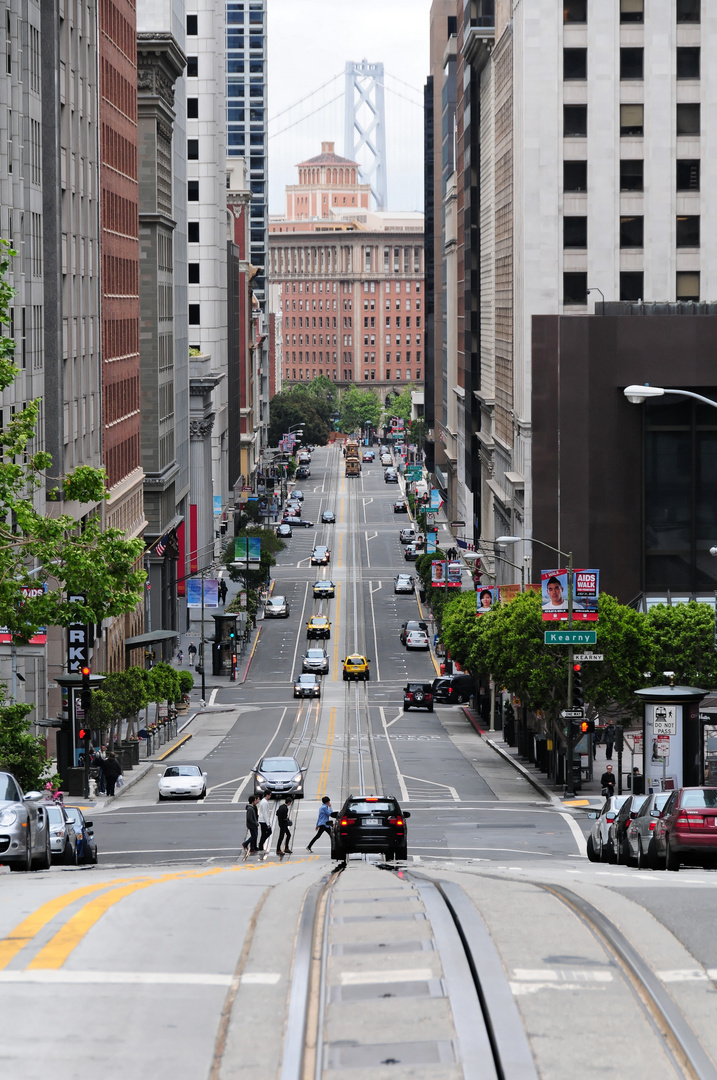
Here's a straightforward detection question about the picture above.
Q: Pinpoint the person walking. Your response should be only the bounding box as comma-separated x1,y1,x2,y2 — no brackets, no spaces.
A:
242,795,259,860
604,721,615,760
177,649,183,666
218,579,228,605
187,641,197,668
257,790,273,857
275,798,293,856
306,795,332,852
92,746,107,795
600,764,616,797
103,752,122,797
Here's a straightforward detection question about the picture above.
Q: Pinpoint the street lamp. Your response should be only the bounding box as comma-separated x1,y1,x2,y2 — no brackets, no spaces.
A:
624,384,717,409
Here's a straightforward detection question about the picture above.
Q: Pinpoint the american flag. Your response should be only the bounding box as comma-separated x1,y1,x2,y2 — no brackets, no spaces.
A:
155,534,168,556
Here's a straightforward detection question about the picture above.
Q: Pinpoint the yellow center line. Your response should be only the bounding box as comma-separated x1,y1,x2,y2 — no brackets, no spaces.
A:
316,707,336,798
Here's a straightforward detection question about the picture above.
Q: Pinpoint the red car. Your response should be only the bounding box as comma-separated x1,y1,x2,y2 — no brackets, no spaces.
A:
653,787,717,871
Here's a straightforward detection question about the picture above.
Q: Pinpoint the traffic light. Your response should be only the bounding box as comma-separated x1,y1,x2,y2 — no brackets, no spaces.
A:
80,666,92,712
572,663,583,710
579,718,595,736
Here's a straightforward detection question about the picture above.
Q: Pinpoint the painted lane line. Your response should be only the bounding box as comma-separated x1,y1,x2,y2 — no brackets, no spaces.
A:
316,706,336,798
209,688,219,706
513,969,613,982
0,970,234,986
559,811,588,857
368,577,381,683
241,972,281,985
379,706,409,804
232,707,288,804
340,968,434,986
658,969,714,983
402,774,460,802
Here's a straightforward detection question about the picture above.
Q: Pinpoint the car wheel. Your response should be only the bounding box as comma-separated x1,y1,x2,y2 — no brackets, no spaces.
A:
395,845,408,861
365,672,369,681
63,839,78,866
586,834,600,863
606,838,616,864
200,787,207,799
158,793,166,801
665,836,680,872
32,832,52,871
343,673,348,681
624,840,637,868
91,846,99,865
646,837,661,870
10,836,31,872
428,705,434,712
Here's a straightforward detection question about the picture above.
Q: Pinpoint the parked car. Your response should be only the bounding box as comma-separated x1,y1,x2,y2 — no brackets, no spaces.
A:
330,795,410,861
302,648,329,675
399,528,417,545
294,673,321,698
311,545,331,565
46,803,79,865
313,579,335,599
431,673,474,704
158,764,208,801
586,795,630,862
394,574,415,594
405,629,429,650
291,490,304,501
283,504,301,517
403,683,434,712
321,510,336,523
252,756,305,799
343,654,370,681
284,518,315,528
276,523,293,538
380,454,393,467
393,500,408,514
611,794,649,864
652,786,717,871
0,771,51,871
265,595,290,618
400,620,429,645
626,791,671,868
307,615,331,639
295,465,310,479
404,544,418,561
63,806,98,864
384,469,399,483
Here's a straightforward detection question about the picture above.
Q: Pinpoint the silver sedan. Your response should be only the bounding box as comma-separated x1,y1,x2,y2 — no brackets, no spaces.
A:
0,771,51,871
626,791,670,868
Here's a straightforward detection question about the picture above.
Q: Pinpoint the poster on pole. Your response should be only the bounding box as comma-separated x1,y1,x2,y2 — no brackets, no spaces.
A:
446,560,462,588
431,561,447,587
427,530,438,554
477,586,499,614
187,578,219,608
541,568,600,621
234,537,261,563
430,488,441,512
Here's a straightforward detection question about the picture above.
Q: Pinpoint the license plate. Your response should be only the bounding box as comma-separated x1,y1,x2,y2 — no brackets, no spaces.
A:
363,818,381,826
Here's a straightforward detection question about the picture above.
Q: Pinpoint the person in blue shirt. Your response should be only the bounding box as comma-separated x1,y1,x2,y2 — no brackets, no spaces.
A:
306,795,332,852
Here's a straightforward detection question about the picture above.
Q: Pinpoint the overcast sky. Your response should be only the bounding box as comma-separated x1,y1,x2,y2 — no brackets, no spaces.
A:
267,0,433,216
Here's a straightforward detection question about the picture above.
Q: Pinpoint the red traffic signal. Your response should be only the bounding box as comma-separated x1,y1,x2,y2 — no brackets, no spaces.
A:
78,727,87,741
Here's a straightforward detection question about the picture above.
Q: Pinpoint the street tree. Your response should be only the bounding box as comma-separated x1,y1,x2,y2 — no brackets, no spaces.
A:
267,383,333,445
385,383,415,426
338,387,383,434
224,526,285,622
645,601,717,689
146,663,181,726
0,694,47,790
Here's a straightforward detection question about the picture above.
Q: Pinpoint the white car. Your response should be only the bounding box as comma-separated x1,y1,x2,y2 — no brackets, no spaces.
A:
405,629,429,650
158,764,207,801
265,595,290,618
394,574,415,594
586,795,629,862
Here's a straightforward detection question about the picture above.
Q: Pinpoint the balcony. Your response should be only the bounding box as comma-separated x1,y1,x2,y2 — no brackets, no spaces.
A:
462,11,495,72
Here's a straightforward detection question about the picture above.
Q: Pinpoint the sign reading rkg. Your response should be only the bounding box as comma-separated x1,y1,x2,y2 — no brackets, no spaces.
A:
67,593,88,673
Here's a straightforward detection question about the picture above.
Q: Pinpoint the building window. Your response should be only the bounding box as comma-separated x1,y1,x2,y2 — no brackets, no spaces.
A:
563,48,587,81
187,97,199,119
620,104,644,137
620,272,644,301
563,216,587,248
188,222,200,243
676,159,700,191
620,0,644,22
188,304,200,325
563,0,587,22
677,104,700,136
676,0,700,23
186,56,198,77
620,48,644,80
564,105,587,137
676,215,700,247
677,48,700,80
188,263,200,283
620,216,644,248
676,271,700,300
563,272,588,306
188,139,199,160
620,160,644,191
188,180,199,201
563,160,587,192
186,13,198,34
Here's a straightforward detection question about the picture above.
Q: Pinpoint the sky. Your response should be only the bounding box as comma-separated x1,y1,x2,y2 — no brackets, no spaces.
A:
267,0,433,217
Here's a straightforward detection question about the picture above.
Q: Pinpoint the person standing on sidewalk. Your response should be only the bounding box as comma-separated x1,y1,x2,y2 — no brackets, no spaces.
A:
242,795,259,859
275,798,293,856
257,790,273,857
103,753,122,797
604,721,615,761
187,641,197,668
306,795,332,852
600,764,616,797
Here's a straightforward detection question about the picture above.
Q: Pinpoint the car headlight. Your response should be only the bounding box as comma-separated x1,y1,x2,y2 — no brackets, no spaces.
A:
292,773,303,785
255,773,266,784
0,808,18,827
51,826,65,836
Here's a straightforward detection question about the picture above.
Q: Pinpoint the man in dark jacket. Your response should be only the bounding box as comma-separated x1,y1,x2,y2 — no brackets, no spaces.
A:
103,752,122,797
604,721,615,760
275,798,293,856
242,795,259,860
600,764,616,797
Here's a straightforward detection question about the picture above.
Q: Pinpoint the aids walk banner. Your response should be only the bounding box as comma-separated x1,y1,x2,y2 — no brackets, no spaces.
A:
431,560,446,588
477,586,499,614
446,560,462,588
541,568,599,621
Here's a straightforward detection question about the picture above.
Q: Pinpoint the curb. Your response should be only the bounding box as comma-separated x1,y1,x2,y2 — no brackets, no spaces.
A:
460,707,560,805
101,732,195,804
157,732,193,761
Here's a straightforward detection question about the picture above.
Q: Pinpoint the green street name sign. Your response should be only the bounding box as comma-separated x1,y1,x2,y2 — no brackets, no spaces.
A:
544,630,597,645
406,466,422,480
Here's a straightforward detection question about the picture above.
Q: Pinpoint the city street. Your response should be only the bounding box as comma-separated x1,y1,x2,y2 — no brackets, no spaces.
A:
2,445,717,1079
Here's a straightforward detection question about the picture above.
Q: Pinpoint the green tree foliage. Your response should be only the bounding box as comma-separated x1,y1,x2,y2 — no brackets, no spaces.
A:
147,663,181,709
0,696,47,790
224,527,285,621
645,601,717,688
385,383,415,426
90,667,150,743
267,382,334,445
338,386,383,434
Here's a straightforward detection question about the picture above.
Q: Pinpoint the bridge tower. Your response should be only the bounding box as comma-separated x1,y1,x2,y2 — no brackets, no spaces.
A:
343,60,388,211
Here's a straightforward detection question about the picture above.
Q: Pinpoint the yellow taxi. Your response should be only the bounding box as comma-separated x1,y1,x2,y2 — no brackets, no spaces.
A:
343,654,370,681
307,614,331,639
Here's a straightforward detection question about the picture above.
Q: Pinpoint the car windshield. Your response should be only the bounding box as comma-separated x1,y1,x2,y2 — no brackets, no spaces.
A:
682,789,717,808
0,774,21,802
46,805,66,825
298,675,316,683
260,758,299,772
164,766,201,777
64,807,82,825
346,800,398,815
407,683,429,692
306,650,324,658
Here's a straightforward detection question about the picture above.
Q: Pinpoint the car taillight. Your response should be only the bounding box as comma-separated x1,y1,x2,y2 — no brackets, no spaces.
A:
649,822,656,831
606,814,615,822
388,817,404,826
340,818,356,826
406,693,413,700
677,811,702,826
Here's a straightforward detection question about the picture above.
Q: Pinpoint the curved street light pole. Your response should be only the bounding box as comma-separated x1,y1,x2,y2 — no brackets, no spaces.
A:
624,384,717,410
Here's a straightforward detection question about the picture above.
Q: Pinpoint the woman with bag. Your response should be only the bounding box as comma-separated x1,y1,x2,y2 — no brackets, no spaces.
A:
103,752,123,797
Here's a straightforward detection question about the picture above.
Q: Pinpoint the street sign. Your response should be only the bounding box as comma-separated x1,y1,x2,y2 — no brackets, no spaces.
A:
406,466,422,480
562,709,585,718
653,705,677,735
451,520,466,528
425,513,436,526
544,630,597,645
574,652,604,661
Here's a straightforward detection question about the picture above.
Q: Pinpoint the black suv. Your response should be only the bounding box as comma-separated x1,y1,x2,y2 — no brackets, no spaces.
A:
403,683,434,712
399,619,429,645
331,796,410,861
431,673,473,704
295,465,310,479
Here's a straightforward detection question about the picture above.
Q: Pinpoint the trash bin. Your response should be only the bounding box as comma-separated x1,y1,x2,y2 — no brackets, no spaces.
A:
631,774,645,795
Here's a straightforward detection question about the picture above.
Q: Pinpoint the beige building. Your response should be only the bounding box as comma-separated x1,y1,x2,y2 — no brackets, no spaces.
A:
269,143,424,397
